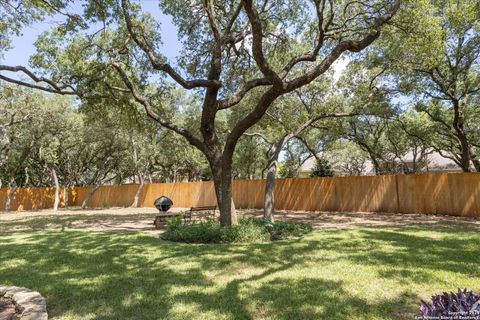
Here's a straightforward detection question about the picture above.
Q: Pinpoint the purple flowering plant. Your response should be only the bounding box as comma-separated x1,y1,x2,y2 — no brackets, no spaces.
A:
419,288,480,319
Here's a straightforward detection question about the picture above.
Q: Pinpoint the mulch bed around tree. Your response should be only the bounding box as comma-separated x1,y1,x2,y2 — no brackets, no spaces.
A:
0,296,21,320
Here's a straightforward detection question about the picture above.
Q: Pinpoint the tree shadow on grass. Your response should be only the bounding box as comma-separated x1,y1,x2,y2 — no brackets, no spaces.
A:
250,277,420,320
0,225,479,319
0,213,157,233
352,227,480,280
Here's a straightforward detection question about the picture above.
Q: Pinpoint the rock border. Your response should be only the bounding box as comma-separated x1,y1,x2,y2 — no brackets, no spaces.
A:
0,285,48,320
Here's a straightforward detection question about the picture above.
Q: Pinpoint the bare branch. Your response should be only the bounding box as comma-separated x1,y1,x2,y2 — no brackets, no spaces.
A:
204,0,221,42
295,135,322,161
225,0,244,34
120,0,221,89
217,77,271,109
290,111,360,140
243,0,283,87
243,132,272,144
110,62,206,153
287,0,401,91
0,65,77,95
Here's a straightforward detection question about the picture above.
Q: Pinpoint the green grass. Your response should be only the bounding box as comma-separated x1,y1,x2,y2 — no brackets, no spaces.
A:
1,224,479,319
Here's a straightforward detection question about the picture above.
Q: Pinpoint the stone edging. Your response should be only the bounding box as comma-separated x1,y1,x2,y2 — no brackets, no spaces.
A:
0,285,48,320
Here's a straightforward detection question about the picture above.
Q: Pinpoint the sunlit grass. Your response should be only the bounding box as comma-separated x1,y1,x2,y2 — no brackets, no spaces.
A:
1,222,479,319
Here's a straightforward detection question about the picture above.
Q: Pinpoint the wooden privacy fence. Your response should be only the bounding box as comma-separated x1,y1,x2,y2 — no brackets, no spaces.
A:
1,173,480,217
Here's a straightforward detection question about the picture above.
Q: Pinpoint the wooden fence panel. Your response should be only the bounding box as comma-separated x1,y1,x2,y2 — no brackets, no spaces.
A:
1,173,480,217
141,181,217,208
0,187,66,211
74,184,140,208
397,173,480,217
233,179,265,209
334,175,398,213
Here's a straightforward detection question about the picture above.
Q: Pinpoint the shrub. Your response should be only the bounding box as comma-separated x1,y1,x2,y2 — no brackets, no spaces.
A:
162,215,312,244
310,158,334,177
419,288,480,318
223,217,270,243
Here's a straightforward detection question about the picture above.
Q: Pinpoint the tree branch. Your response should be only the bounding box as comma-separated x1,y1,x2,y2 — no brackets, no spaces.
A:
120,0,221,89
217,77,271,109
243,0,283,87
110,62,206,153
286,0,401,91
243,132,272,144
0,65,77,95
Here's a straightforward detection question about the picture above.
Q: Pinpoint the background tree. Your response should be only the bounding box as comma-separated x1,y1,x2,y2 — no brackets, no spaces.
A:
322,140,369,176
373,0,480,171
0,84,32,189
0,86,44,210
310,158,334,177
247,77,358,221
27,95,79,210
232,136,267,180
0,85,81,210
385,109,435,173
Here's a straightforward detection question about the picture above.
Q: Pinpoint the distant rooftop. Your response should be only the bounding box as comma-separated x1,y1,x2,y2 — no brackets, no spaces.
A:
299,149,461,176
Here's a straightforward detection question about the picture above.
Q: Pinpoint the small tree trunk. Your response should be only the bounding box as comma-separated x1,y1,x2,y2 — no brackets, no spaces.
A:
264,162,277,222
81,185,101,209
263,141,283,222
472,159,480,172
24,167,29,186
50,167,59,211
64,186,69,208
469,148,480,172
5,179,17,211
130,174,145,208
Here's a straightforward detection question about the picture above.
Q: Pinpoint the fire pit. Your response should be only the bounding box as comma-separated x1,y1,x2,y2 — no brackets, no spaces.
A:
153,196,178,229
154,196,173,212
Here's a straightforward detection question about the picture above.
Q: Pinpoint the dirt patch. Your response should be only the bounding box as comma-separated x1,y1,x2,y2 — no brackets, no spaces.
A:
1,207,480,234
0,296,21,320
243,210,480,230
0,207,176,235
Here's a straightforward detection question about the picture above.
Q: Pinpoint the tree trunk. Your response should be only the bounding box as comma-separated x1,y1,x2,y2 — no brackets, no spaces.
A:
472,159,480,172
452,99,472,172
64,186,69,208
219,176,237,226
81,185,101,209
5,179,17,211
263,140,284,222
24,167,29,186
130,174,144,208
210,158,237,226
264,161,276,222
50,167,59,211
469,148,480,172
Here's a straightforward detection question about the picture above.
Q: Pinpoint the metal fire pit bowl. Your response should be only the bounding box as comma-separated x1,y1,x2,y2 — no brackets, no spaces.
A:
154,196,173,212
153,196,176,229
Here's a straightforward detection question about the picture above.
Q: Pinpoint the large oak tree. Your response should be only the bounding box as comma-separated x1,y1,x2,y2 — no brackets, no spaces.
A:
0,0,401,225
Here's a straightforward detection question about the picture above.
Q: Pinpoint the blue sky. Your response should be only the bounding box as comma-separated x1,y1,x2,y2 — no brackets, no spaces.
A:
0,1,181,67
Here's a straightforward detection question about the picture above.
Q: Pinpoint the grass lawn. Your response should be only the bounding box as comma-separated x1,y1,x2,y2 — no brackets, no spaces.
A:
1,212,480,319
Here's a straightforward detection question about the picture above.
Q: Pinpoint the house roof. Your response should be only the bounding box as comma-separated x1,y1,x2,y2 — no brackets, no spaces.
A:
299,149,461,174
